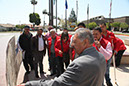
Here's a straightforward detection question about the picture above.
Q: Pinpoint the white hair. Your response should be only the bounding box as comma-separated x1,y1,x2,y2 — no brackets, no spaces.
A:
75,28,94,44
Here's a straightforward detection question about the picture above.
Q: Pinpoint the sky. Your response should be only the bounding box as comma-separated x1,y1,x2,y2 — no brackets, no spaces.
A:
0,0,129,25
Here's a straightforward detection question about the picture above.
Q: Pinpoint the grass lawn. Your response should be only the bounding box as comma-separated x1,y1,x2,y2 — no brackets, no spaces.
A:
114,32,129,36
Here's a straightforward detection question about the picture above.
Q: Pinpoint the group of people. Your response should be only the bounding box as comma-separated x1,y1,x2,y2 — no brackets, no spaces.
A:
17,22,126,86
19,26,47,78
92,23,126,86
18,25,73,78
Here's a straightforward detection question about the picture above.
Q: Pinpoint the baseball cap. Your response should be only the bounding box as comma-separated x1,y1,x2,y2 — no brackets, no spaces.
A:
24,25,30,29
50,29,56,32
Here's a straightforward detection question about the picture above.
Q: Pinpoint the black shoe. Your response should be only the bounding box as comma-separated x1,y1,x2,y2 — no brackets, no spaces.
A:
56,74,60,77
111,63,113,66
116,64,120,67
40,71,46,74
48,68,51,71
50,73,56,76
36,75,40,78
26,71,30,74
106,82,113,86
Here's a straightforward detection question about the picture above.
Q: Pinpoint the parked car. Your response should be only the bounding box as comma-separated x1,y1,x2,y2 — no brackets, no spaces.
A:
122,28,129,33
43,29,48,32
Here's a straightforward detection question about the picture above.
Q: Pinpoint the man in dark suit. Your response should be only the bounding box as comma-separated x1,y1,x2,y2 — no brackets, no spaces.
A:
19,26,34,74
17,28,106,86
31,29,47,78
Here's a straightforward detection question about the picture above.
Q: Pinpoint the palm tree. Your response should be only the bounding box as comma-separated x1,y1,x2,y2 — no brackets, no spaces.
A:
31,0,37,13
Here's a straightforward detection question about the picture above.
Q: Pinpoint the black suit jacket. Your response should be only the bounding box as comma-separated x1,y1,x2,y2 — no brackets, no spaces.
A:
31,35,47,56
19,32,33,52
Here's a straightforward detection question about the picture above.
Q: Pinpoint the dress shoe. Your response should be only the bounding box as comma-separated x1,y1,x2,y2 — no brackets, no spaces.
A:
50,73,56,76
40,71,46,74
106,81,113,86
48,68,51,71
26,71,30,74
56,74,60,77
36,75,40,78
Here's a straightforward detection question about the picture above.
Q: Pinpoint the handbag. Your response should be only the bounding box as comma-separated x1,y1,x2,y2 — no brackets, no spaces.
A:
61,40,70,62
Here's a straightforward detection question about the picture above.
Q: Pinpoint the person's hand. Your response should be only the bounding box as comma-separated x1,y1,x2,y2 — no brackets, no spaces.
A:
16,84,25,86
94,40,101,48
114,50,117,55
59,50,63,54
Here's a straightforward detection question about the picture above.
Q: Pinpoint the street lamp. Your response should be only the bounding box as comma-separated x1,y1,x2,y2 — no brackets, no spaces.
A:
31,0,37,13
30,0,37,29
43,9,47,29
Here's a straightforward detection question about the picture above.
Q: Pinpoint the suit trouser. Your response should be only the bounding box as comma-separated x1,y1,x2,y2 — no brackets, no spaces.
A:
57,57,64,76
115,50,125,66
34,51,44,76
23,51,34,72
64,57,70,68
63,53,70,69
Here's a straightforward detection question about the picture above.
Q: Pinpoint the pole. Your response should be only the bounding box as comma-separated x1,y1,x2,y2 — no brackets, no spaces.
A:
87,4,89,29
109,0,112,30
65,9,67,28
44,15,45,29
65,0,67,28
49,0,51,25
112,54,119,86
33,4,35,29
51,0,53,26
56,0,57,32
49,0,53,26
33,5,35,13
76,0,78,25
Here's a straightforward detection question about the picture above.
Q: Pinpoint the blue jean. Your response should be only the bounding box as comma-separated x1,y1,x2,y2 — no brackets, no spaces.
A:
105,57,112,83
102,57,112,86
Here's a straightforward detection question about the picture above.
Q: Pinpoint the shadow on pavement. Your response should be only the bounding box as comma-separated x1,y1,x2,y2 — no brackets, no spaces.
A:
117,64,129,73
46,75,56,80
22,70,41,84
21,70,56,84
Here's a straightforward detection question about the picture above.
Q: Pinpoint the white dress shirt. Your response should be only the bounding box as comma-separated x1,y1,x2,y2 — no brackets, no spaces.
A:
99,37,112,60
38,36,44,51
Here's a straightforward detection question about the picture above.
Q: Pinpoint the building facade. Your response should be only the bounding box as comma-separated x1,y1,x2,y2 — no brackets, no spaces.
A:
82,15,129,26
